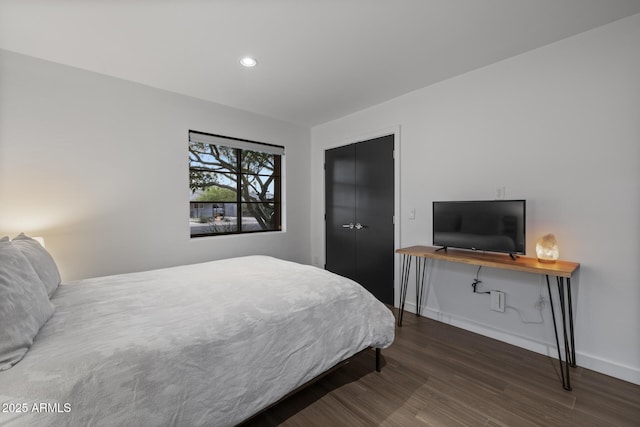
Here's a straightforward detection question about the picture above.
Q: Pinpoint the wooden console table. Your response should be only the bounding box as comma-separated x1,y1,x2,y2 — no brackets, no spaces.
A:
396,245,580,391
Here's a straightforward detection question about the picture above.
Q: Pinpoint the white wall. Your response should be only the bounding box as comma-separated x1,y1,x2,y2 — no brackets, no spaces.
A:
311,15,640,383
0,50,311,281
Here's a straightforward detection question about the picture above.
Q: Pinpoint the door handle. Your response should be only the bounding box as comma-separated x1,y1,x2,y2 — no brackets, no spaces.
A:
342,223,354,229
355,223,366,230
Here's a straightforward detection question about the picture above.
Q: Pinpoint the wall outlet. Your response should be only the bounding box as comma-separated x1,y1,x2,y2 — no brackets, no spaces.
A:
490,290,505,312
409,208,416,220
496,186,506,200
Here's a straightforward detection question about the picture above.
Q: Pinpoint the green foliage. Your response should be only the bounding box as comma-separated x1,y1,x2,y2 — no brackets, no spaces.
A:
207,219,236,234
195,186,237,202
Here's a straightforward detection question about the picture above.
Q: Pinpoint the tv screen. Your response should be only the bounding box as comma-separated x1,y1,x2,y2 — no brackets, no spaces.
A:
432,200,526,255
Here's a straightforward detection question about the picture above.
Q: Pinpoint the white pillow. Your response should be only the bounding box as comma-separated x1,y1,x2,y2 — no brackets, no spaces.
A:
11,233,61,298
0,236,55,370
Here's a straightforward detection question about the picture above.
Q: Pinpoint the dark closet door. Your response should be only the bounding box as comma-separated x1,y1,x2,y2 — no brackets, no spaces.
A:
325,135,394,304
325,143,357,280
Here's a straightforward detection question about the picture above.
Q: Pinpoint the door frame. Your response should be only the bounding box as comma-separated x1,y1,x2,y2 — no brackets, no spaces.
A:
321,125,401,307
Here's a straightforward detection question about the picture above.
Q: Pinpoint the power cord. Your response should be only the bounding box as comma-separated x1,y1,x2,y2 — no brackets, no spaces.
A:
505,305,544,324
471,268,545,324
505,281,545,324
471,266,490,294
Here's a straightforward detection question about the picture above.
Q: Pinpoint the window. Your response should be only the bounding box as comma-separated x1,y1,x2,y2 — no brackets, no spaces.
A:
188,131,283,237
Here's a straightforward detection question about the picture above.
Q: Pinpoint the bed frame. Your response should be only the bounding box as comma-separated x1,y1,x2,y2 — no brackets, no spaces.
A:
240,347,382,424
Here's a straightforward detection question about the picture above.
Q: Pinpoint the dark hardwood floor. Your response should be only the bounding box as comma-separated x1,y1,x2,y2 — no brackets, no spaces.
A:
244,309,640,426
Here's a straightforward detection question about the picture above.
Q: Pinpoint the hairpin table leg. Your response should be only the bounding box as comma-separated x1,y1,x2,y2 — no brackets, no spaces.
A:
398,254,412,326
547,274,575,391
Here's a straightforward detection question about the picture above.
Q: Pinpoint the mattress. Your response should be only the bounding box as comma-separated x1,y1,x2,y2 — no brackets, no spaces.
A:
0,255,395,426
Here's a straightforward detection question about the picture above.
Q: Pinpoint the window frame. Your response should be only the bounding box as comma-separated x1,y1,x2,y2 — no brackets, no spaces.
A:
189,131,283,238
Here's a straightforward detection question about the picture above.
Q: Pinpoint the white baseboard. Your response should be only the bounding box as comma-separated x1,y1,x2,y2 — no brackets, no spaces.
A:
576,351,640,385
401,302,640,386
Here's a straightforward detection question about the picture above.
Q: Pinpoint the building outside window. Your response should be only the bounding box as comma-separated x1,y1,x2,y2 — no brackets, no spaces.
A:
188,131,283,237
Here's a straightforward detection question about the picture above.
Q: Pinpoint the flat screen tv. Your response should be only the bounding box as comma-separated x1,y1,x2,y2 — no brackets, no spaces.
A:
432,200,526,256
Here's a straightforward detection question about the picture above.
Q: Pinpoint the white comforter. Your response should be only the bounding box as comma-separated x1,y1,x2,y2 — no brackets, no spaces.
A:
0,256,395,426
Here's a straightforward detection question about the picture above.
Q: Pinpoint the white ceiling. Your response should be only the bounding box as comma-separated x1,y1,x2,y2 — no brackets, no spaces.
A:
1,0,639,127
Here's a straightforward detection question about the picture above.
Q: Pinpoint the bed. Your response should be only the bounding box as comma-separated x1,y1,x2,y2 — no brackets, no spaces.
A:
0,236,395,427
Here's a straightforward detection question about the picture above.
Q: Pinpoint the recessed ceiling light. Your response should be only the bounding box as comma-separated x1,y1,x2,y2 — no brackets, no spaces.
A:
240,57,257,67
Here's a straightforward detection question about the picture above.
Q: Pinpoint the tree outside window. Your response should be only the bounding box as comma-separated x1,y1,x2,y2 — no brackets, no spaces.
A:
188,132,282,237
